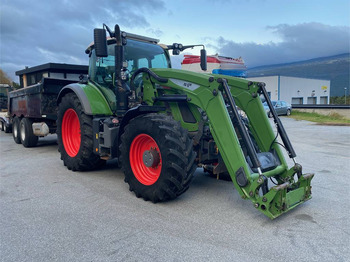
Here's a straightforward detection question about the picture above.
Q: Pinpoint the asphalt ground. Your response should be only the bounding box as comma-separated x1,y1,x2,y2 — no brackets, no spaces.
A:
0,118,349,262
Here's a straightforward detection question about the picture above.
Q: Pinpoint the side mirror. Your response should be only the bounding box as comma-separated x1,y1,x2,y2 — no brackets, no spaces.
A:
94,28,108,57
200,48,207,71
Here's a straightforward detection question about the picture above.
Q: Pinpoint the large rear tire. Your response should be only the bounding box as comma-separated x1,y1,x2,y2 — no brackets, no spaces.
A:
20,118,38,147
12,117,21,144
57,93,105,171
120,113,197,203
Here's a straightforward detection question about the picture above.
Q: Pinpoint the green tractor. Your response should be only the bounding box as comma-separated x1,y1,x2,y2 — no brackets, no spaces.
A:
56,24,313,219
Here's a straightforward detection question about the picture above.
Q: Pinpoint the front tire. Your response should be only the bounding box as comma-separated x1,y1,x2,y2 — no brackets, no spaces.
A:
12,117,21,144
120,113,197,203
20,118,38,147
57,93,104,171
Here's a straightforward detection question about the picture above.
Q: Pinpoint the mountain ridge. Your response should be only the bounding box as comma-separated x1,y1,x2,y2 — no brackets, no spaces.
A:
247,53,350,97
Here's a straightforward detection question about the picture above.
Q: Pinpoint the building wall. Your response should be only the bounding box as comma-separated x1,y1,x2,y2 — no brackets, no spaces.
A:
247,76,330,105
246,76,279,100
279,76,330,105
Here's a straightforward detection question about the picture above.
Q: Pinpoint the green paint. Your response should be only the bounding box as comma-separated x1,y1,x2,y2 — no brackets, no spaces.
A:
81,82,114,115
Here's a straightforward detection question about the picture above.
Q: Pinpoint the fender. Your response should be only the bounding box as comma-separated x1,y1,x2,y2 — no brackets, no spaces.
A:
119,104,166,137
57,83,113,116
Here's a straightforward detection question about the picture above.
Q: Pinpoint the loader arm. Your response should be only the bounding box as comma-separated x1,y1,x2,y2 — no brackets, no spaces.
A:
140,68,313,219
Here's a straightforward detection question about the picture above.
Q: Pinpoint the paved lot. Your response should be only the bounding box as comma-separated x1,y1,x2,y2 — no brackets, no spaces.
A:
1,118,349,262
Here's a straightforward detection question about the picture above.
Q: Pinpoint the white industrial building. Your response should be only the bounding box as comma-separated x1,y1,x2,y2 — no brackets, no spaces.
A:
247,76,331,105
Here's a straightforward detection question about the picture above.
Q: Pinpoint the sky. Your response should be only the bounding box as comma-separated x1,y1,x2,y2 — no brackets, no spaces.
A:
1,0,349,82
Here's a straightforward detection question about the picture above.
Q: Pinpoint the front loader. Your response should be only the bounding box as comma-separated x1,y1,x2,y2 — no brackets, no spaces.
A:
56,24,314,219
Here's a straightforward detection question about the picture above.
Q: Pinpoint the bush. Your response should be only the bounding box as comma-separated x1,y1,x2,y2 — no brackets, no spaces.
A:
330,96,350,105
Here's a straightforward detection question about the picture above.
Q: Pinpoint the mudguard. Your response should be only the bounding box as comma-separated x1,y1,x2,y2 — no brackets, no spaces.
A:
57,83,114,116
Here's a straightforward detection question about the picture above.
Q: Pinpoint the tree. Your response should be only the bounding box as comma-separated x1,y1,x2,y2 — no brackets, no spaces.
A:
0,69,13,85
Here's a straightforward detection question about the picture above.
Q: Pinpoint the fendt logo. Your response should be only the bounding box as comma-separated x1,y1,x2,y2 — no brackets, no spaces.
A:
183,82,192,88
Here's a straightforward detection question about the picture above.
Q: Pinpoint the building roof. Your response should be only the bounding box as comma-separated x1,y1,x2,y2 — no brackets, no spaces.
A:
15,63,88,76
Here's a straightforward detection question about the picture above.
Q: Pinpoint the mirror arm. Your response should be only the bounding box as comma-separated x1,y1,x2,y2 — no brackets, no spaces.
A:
103,24,114,38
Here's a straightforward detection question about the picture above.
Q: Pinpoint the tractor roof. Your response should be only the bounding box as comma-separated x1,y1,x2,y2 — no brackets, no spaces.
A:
85,32,160,54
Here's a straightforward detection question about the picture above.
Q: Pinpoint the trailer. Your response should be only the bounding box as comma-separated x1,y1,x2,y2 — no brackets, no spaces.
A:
0,112,11,133
9,63,88,147
0,84,11,133
9,78,78,146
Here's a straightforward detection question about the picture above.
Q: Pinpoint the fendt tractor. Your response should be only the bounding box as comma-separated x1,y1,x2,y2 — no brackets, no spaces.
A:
56,24,314,219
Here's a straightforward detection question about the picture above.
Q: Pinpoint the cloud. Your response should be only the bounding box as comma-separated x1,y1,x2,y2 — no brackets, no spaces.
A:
0,0,166,81
213,23,350,68
146,28,164,38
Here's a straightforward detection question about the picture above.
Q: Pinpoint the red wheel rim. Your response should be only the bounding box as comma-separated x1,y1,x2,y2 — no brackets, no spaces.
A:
62,109,81,157
129,134,162,185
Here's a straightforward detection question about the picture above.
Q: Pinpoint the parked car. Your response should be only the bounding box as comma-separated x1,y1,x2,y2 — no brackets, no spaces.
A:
263,100,292,118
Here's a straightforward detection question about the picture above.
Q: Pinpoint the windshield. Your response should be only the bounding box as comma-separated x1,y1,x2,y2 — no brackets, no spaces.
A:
89,39,170,86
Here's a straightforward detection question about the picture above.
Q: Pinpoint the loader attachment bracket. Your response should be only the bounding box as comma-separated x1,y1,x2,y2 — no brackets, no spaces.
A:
250,171,314,219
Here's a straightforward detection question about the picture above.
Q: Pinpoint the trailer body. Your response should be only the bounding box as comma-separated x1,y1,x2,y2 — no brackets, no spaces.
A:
9,78,79,146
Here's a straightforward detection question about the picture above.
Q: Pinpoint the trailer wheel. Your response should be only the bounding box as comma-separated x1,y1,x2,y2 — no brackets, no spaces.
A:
120,113,197,202
20,118,38,147
12,117,21,144
4,123,10,133
57,93,105,171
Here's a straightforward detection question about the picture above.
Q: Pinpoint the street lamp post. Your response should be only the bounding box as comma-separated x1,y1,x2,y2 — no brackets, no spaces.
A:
345,88,347,104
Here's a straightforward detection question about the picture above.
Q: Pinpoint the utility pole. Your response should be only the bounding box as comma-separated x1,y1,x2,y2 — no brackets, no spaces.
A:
345,87,347,104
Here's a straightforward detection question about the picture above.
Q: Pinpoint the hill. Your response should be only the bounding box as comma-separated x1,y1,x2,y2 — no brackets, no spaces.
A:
247,53,350,97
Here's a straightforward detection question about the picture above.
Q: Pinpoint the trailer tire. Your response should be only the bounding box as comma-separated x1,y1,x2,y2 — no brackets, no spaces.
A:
120,113,197,203
12,117,21,144
57,93,105,171
20,118,38,147
4,124,10,133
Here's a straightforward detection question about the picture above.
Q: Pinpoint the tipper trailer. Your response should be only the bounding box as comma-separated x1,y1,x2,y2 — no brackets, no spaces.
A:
9,63,88,147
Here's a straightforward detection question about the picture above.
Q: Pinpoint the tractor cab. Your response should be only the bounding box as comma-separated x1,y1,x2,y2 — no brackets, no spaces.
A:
86,37,171,90
88,24,207,115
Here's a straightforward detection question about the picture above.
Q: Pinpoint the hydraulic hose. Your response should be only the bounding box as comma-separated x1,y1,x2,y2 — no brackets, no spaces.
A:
130,68,168,90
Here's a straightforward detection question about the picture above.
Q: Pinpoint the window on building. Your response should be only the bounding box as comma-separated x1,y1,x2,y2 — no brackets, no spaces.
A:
307,97,317,104
292,97,303,105
320,96,328,104
29,74,36,85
